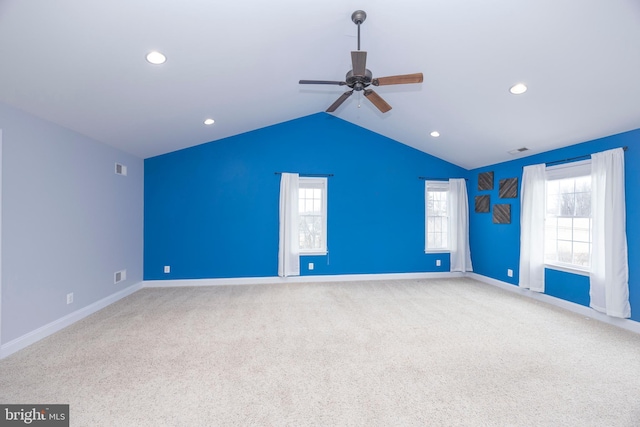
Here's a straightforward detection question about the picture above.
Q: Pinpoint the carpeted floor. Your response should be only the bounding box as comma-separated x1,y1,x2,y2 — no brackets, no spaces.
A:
1,278,640,426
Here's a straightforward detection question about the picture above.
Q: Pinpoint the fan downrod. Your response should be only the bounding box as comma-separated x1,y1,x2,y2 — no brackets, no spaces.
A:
351,10,366,51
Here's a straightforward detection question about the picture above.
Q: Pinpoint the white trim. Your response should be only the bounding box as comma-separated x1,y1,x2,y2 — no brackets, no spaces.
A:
144,272,464,288
300,251,328,256
0,273,462,358
425,180,451,252
467,272,640,335
545,262,590,277
4,271,636,359
14,269,638,361
298,176,328,254
425,180,450,191
0,281,144,359
0,130,3,349
545,159,591,180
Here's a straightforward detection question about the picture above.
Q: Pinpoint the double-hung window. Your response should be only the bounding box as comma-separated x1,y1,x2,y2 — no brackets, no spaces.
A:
298,177,328,254
425,181,450,252
544,160,591,272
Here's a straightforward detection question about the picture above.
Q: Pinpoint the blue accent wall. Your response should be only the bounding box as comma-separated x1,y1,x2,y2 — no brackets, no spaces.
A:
469,129,640,322
144,113,466,280
144,111,639,323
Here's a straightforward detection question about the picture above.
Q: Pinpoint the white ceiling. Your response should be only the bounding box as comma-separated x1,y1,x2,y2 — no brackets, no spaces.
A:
1,0,639,169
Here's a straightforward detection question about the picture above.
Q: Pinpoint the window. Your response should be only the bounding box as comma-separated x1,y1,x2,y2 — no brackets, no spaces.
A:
298,177,327,254
425,181,449,251
544,160,591,271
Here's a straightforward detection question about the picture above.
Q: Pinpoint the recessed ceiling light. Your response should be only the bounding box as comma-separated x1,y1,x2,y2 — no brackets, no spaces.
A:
430,131,440,137
509,83,527,95
146,51,166,65
204,118,215,125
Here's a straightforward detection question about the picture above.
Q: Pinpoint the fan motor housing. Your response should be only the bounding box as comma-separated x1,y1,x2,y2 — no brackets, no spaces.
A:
345,69,373,91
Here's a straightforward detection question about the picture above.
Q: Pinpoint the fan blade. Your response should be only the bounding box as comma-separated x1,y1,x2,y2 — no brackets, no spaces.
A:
363,89,392,113
299,80,347,85
372,73,424,86
351,51,367,76
326,90,354,113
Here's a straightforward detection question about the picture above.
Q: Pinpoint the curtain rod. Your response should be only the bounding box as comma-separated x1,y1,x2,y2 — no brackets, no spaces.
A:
418,177,468,181
546,146,628,167
274,172,334,177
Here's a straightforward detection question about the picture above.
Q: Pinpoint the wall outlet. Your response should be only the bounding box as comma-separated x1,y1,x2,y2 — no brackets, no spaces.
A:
164,265,171,273
66,293,73,304
507,269,513,277
308,262,314,271
436,259,441,267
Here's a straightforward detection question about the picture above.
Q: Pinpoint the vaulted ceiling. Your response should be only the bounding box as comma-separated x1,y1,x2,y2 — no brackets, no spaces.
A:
1,1,639,169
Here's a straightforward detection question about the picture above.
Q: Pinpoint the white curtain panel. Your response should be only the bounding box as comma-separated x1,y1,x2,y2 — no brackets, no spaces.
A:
590,148,630,318
278,173,300,277
449,178,473,272
518,164,546,292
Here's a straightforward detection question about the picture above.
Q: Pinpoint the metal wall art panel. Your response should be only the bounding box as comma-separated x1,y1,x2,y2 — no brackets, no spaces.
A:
499,178,518,198
475,195,490,213
478,171,494,191
493,204,511,224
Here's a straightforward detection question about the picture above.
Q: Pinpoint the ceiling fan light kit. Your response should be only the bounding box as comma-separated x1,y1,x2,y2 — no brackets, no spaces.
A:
299,10,423,114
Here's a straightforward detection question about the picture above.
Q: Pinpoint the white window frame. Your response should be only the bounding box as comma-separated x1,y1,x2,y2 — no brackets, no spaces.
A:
544,160,591,276
298,177,328,255
425,180,450,253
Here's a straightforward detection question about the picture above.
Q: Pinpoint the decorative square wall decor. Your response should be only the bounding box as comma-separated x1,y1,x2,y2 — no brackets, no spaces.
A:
475,195,490,213
478,171,494,191
499,178,518,198
493,204,511,224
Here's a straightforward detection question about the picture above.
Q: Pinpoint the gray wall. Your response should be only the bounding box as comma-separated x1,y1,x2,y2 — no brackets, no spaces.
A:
0,103,143,344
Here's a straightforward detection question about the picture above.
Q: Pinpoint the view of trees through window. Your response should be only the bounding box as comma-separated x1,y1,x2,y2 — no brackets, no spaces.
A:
545,175,591,268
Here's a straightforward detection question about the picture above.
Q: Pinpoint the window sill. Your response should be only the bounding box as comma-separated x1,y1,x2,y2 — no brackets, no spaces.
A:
545,263,590,277
300,252,328,256
425,250,450,254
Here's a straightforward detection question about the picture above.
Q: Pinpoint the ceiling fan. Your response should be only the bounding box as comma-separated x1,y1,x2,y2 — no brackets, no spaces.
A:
299,10,423,114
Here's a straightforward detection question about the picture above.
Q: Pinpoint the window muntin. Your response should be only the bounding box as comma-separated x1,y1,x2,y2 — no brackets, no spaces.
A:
425,181,449,251
298,177,327,254
544,161,591,271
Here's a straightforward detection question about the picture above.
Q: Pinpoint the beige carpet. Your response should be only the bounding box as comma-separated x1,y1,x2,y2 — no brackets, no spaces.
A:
1,278,640,426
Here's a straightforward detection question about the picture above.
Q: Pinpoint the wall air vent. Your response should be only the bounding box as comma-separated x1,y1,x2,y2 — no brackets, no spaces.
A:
114,269,127,284
115,163,127,176
508,147,529,155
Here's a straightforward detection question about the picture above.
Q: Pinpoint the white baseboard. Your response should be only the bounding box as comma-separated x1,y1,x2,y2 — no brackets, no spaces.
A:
16,271,629,359
0,272,463,358
466,272,640,335
0,281,144,359
143,271,464,288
